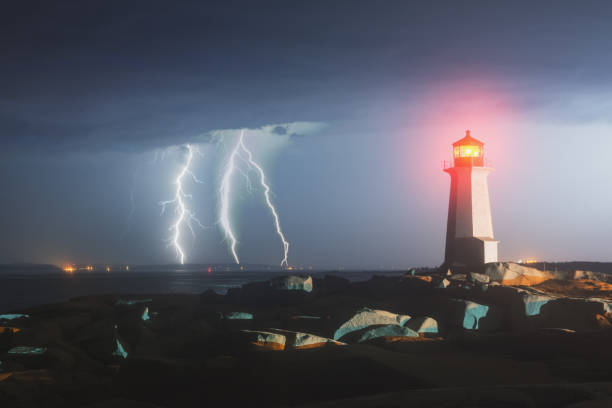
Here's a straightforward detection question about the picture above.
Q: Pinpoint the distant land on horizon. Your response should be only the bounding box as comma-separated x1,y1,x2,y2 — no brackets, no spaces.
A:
1,261,611,275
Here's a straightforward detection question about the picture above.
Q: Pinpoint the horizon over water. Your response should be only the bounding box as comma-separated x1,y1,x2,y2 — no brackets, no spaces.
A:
0,265,409,313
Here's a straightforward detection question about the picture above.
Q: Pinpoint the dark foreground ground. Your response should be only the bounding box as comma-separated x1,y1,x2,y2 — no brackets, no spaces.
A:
2,266,612,407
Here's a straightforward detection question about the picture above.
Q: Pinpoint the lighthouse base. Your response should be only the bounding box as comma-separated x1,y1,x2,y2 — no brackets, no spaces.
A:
445,237,498,268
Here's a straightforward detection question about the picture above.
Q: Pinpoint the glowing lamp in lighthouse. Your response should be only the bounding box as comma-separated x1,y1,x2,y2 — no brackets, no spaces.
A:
444,130,498,268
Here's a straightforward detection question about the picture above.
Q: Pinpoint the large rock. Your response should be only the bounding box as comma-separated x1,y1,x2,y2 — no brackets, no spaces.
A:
538,298,612,330
241,330,286,350
358,325,419,343
405,316,439,334
268,329,344,349
483,262,552,286
333,308,411,340
269,275,313,292
522,291,555,316
452,300,489,330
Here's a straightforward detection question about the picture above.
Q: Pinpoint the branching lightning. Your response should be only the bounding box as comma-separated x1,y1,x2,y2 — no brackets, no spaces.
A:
238,135,290,268
218,130,290,267
159,144,205,264
219,134,242,264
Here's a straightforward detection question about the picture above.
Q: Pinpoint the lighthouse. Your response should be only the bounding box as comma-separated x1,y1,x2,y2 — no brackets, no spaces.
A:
444,130,498,268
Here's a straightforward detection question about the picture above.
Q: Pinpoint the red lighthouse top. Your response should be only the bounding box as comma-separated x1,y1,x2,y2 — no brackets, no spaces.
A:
452,130,485,167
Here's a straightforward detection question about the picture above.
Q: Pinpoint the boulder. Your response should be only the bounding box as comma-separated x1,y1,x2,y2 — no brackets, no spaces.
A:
483,262,552,286
241,330,286,350
452,300,489,330
267,329,344,349
141,307,150,321
293,332,344,349
539,298,611,330
358,325,419,342
405,316,439,334
438,278,451,288
333,308,411,340
269,275,313,292
470,273,490,284
523,292,555,316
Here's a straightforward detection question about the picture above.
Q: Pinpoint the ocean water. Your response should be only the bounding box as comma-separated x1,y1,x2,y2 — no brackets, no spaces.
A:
0,269,406,313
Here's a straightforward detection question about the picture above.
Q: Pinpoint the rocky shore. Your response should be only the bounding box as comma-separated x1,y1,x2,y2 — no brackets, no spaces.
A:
2,262,612,407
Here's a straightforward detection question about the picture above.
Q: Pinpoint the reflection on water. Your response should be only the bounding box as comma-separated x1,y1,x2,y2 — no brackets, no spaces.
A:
0,269,405,313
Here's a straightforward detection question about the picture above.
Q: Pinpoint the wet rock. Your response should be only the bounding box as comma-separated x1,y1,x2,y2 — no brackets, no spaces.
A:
333,308,411,340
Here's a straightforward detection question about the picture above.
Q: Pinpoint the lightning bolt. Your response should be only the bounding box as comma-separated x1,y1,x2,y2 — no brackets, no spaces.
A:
159,144,204,264
218,133,242,264
218,130,290,268
238,134,290,268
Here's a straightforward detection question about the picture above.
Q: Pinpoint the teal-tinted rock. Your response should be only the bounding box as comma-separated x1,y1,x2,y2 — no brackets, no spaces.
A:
8,346,47,355
113,339,128,359
0,314,29,321
223,312,253,320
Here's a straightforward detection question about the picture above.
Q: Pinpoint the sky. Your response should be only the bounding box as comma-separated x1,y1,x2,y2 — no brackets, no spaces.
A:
1,1,611,268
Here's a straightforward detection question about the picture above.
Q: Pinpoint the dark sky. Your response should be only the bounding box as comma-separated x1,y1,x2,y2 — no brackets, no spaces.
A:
1,1,611,268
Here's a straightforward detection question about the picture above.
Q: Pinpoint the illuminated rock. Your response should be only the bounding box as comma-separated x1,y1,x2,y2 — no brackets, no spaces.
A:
269,275,313,292
221,312,253,320
113,339,128,359
269,329,344,349
0,314,29,321
470,272,490,284
293,332,343,349
405,316,439,334
483,262,552,286
358,325,418,342
453,300,489,330
438,278,451,288
333,308,411,340
242,330,286,350
522,292,554,316
8,346,47,355
0,327,20,334
141,307,150,321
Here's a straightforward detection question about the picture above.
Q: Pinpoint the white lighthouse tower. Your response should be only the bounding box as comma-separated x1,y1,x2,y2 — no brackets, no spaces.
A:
444,130,498,268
